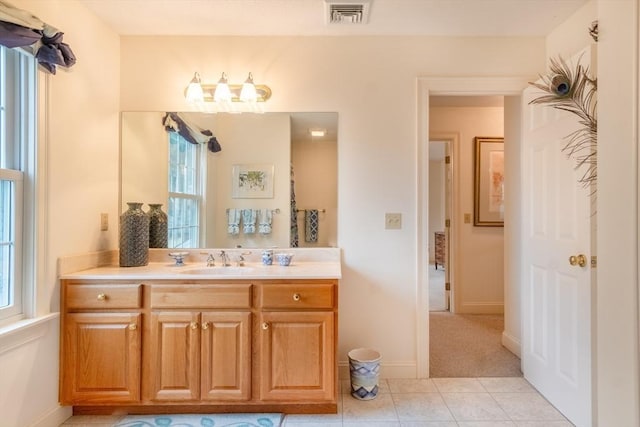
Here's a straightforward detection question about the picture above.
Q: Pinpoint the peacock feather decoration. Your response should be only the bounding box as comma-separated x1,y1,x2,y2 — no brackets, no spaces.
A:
529,55,597,190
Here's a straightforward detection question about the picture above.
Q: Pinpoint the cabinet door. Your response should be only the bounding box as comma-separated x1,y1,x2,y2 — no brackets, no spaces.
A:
61,312,141,404
201,312,251,401
148,311,200,401
259,311,335,401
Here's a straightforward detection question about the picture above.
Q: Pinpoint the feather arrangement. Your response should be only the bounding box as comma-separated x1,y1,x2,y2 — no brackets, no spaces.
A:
529,55,597,190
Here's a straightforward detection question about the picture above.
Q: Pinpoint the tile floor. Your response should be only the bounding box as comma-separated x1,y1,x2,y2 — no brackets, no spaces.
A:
60,377,574,427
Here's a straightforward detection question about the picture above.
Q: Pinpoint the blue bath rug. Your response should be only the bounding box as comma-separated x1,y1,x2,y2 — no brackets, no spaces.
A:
114,413,283,427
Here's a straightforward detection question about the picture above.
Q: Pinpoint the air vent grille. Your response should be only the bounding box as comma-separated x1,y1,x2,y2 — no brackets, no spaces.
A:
325,1,371,24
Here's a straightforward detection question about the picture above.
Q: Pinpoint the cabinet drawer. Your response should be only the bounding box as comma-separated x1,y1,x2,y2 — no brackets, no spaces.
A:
66,284,142,309
259,283,335,309
150,284,252,309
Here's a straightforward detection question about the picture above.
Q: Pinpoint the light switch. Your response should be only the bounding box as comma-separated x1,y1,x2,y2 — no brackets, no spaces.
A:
385,213,402,230
464,213,471,224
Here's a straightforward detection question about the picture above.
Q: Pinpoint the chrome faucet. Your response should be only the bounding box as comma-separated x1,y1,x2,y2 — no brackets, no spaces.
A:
219,250,230,267
235,251,252,266
206,253,215,267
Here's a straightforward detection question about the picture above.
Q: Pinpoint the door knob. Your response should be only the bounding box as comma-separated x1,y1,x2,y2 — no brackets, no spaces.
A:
569,254,587,267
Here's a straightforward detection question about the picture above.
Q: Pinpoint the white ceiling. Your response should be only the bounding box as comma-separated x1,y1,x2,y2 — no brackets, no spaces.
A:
79,0,588,37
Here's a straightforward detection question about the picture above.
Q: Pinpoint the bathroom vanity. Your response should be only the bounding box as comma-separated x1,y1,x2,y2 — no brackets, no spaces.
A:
58,249,341,415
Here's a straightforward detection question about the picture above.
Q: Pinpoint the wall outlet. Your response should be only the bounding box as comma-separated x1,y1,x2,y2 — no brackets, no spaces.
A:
385,213,402,230
100,213,109,231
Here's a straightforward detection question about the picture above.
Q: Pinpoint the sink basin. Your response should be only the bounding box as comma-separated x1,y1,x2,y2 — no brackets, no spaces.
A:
180,266,255,275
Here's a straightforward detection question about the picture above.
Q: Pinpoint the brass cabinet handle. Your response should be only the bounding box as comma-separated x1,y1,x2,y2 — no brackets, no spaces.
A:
569,254,587,267
190,321,199,330
292,293,301,302
202,322,210,330
128,323,137,331
261,322,269,330
97,293,107,301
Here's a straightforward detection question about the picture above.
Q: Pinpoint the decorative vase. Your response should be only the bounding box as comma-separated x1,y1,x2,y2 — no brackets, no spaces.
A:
147,203,168,248
119,202,149,267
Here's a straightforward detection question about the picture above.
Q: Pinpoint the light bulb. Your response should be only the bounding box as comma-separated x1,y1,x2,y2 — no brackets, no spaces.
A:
240,72,258,102
185,72,204,103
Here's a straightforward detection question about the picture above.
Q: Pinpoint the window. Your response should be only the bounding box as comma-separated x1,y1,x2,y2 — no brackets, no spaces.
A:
0,46,36,323
167,132,202,248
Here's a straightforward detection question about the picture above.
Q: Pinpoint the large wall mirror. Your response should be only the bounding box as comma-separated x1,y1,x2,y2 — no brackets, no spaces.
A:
120,111,338,249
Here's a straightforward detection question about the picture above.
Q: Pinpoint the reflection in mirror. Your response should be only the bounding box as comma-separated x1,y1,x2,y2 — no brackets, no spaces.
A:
120,112,337,249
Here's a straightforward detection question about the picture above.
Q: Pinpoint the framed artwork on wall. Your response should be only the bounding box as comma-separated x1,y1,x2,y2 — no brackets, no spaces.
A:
231,163,274,198
474,137,504,226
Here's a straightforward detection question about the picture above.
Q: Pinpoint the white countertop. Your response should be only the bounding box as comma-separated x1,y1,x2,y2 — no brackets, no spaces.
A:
60,261,341,280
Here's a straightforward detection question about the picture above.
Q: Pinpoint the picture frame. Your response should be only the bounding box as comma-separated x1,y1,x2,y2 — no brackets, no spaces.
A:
231,164,274,199
474,137,504,226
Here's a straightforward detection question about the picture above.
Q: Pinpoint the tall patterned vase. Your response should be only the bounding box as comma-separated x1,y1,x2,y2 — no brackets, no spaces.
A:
119,202,149,267
147,203,168,248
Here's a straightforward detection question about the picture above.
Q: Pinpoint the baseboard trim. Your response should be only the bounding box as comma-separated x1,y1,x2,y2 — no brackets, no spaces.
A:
29,404,72,427
338,361,416,380
502,331,521,358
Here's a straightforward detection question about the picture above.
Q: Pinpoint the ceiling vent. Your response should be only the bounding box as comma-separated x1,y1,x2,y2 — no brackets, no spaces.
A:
325,0,371,24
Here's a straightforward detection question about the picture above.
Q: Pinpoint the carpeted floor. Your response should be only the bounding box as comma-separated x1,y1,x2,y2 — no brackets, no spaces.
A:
115,413,283,427
430,312,522,377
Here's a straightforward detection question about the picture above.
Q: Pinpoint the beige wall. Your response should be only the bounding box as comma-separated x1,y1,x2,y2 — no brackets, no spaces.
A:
430,107,505,313
291,140,338,248
121,112,169,210
593,0,640,425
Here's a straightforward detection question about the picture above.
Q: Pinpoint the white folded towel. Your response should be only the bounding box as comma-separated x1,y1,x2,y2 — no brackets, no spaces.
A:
258,209,273,234
227,208,241,235
242,209,257,234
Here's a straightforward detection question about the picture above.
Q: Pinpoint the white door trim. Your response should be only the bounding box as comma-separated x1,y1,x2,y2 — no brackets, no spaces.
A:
416,76,531,378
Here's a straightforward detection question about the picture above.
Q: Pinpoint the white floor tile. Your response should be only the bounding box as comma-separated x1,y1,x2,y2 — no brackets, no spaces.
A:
492,392,568,421
478,377,534,393
342,392,399,422
387,378,438,393
432,377,486,392
441,392,510,421
392,393,455,422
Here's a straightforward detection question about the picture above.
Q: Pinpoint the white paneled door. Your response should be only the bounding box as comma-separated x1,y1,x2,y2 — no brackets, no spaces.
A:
521,48,594,427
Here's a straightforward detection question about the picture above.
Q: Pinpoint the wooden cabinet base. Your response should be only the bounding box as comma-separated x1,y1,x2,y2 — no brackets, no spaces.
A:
72,402,338,415
61,279,338,415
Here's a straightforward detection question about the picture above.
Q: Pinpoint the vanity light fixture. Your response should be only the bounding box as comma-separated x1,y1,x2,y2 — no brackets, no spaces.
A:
184,71,272,105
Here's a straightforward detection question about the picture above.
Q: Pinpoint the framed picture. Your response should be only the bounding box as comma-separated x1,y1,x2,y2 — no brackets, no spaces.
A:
474,137,504,226
231,164,274,198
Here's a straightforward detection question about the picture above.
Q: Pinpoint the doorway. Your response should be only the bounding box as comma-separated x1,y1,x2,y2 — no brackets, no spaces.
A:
427,95,520,378
416,77,528,379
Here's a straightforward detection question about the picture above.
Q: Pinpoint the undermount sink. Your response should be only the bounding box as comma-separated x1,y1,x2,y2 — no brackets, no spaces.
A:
180,266,255,275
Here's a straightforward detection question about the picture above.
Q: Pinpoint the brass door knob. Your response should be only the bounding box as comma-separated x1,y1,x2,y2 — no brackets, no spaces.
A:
202,322,210,330
569,254,587,267
97,293,107,301
261,322,269,330
292,293,301,301
128,323,137,331
190,321,199,330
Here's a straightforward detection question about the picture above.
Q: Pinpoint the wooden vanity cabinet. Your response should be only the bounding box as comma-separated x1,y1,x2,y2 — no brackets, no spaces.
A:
60,282,142,404
256,281,337,402
61,278,338,413
146,283,252,402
